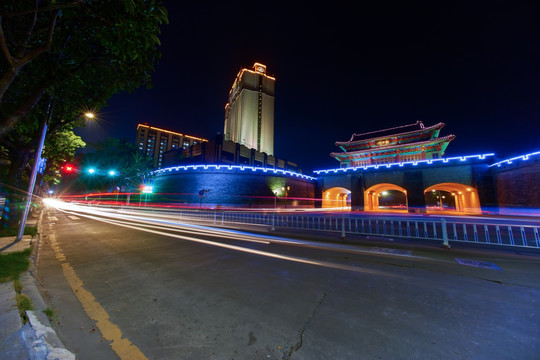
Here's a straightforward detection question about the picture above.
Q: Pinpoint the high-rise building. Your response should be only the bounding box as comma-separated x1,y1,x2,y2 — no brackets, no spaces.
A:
136,123,207,169
224,62,275,156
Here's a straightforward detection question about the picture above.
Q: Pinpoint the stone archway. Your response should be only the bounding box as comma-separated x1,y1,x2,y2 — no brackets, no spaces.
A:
322,187,351,209
424,183,481,214
364,183,408,211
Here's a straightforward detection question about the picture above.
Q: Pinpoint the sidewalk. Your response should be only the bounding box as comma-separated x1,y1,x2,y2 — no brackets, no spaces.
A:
0,211,75,360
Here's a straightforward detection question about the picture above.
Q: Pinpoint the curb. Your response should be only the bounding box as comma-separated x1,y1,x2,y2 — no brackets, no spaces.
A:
0,208,75,360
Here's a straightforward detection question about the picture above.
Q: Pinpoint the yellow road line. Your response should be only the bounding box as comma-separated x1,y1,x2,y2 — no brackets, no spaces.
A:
49,234,147,360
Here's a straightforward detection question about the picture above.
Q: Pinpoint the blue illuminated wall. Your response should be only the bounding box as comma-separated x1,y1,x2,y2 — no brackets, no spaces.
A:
151,151,540,213
489,152,540,212
316,154,497,212
152,165,316,208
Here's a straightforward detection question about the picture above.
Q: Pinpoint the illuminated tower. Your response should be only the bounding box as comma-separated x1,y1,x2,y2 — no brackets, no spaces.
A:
224,62,275,156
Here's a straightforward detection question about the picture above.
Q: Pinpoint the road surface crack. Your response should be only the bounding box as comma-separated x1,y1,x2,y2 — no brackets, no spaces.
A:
283,274,335,360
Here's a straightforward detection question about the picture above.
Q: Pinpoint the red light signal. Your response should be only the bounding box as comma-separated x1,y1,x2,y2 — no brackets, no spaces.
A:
62,164,76,173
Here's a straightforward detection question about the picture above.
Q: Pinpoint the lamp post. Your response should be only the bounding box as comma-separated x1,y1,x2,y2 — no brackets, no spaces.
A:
281,185,290,208
108,170,120,203
16,108,95,240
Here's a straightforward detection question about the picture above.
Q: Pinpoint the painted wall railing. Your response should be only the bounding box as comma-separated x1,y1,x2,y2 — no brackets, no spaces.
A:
115,205,540,249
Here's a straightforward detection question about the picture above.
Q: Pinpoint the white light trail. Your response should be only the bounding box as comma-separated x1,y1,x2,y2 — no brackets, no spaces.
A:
47,200,411,277
61,209,402,277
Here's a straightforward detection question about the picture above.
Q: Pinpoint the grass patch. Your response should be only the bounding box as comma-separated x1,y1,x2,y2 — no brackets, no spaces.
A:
0,226,37,237
0,248,31,283
16,293,33,324
13,279,22,293
43,307,57,322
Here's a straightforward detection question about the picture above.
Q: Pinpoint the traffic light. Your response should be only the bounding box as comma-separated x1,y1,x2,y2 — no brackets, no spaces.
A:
61,164,77,174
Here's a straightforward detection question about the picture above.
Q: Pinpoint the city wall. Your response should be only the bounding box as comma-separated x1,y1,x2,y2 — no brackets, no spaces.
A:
152,167,315,208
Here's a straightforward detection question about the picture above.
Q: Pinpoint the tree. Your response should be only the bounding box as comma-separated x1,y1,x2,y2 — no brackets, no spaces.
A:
41,129,86,186
0,0,168,138
77,137,153,193
0,99,86,228
0,0,168,228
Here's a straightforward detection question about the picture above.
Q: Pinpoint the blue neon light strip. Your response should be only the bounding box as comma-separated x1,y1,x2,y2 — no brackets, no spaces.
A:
152,164,316,181
488,151,540,168
314,153,496,174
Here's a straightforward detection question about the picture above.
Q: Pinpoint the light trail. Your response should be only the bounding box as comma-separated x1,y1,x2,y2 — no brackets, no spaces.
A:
61,208,272,245
45,200,425,277
58,208,405,277
51,201,433,261
44,199,445,270
50,201,278,245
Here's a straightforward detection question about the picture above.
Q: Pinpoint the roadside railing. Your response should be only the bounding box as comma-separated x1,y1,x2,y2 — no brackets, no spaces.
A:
88,203,540,249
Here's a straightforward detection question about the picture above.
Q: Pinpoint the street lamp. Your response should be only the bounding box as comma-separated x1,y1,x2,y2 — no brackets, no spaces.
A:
281,185,290,208
108,170,119,203
17,109,95,240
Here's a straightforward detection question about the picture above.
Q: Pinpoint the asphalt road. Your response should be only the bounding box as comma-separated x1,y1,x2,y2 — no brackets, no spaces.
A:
36,206,540,360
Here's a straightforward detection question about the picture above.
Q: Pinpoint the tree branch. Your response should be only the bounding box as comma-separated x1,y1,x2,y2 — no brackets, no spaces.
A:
0,16,14,66
19,10,58,64
0,10,58,102
0,46,102,138
0,83,48,139
0,1,86,17
15,0,39,58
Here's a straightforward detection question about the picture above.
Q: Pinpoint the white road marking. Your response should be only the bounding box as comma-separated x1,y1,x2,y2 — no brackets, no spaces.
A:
48,216,59,221
68,215,80,220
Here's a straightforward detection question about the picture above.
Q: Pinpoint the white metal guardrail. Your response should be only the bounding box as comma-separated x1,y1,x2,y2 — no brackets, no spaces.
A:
88,204,540,249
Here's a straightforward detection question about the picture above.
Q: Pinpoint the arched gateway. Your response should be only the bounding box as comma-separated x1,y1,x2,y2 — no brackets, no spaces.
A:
424,183,481,214
364,183,408,211
322,187,351,208
315,154,497,214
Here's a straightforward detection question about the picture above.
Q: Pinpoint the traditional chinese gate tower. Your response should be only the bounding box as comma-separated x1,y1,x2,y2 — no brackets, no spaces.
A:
331,121,455,167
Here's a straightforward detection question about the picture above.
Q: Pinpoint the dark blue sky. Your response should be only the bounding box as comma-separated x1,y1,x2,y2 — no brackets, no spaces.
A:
75,1,540,172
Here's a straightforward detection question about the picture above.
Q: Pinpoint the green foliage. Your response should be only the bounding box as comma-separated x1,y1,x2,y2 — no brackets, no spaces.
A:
17,293,33,324
13,279,22,293
43,307,57,322
0,248,31,283
42,130,86,185
0,0,168,143
78,137,153,192
0,0,167,226
0,226,37,237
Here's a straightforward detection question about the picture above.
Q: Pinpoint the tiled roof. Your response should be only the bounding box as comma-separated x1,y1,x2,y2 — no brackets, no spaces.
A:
337,121,444,144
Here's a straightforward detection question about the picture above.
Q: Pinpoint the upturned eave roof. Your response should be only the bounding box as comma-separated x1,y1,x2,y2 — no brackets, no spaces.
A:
336,121,445,146
331,134,456,159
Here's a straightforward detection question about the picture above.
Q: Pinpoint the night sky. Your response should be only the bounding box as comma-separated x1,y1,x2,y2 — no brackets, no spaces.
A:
75,1,540,172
